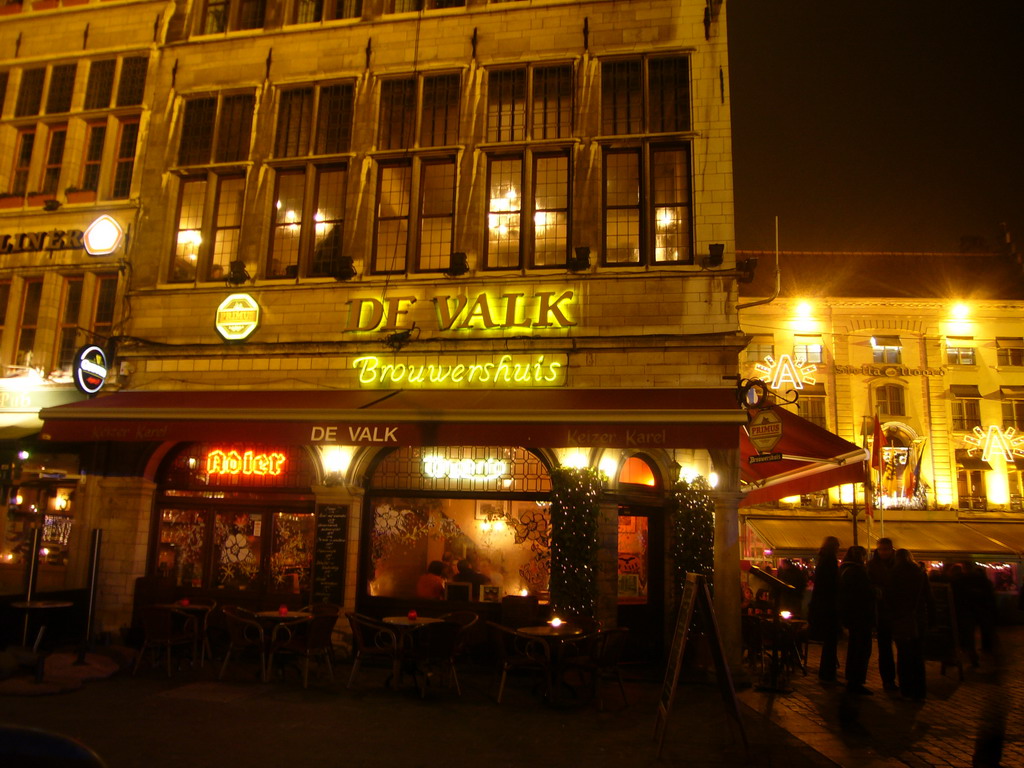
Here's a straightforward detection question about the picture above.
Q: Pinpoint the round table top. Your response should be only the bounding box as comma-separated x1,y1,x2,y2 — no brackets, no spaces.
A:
11,600,74,610
517,624,583,638
255,611,312,621
156,602,214,611
383,616,443,627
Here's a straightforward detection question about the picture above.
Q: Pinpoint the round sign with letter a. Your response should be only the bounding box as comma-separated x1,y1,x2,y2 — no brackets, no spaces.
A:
748,409,783,454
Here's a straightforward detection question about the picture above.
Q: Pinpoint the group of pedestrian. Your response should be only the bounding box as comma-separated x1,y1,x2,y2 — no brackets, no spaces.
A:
807,536,931,699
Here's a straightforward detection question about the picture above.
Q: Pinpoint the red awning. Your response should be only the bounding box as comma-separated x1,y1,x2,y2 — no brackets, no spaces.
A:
38,388,748,450
739,406,868,506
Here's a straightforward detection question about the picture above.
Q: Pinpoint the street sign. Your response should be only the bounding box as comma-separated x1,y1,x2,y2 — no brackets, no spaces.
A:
748,409,783,453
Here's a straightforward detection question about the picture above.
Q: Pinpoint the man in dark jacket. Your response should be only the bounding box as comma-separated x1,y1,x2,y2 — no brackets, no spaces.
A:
808,536,841,681
839,545,875,695
886,549,929,699
867,537,897,691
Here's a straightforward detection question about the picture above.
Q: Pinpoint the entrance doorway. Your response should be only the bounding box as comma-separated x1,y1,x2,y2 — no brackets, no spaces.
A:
616,504,664,659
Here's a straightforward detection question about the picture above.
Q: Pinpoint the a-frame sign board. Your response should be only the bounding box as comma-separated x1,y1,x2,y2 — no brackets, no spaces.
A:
654,572,747,757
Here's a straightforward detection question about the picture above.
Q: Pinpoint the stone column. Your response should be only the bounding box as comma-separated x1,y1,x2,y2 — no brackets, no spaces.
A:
595,498,619,628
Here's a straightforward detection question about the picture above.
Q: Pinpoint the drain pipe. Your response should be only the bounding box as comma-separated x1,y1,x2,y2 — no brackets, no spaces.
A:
736,216,782,311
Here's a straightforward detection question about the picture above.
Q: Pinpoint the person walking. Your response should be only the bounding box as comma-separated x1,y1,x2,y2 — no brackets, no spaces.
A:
867,536,897,691
887,548,929,700
807,536,841,682
839,545,875,695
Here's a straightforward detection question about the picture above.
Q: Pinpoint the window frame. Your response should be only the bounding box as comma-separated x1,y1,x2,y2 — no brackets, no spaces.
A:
168,172,249,284
875,384,906,417
951,395,982,431
945,338,976,366
54,276,84,375
996,338,1024,367
14,279,44,370
176,92,255,168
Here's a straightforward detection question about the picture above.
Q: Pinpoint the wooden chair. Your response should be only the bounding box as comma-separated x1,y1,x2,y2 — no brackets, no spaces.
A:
133,606,199,678
268,613,338,688
564,628,630,711
345,612,400,689
219,606,267,682
487,620,550,703
402,620,463,698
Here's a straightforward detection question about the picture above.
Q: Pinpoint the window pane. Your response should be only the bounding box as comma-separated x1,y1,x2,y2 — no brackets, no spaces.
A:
487,69,526,142
271,512,315,594
93,275,118,335
215,511,262,590
316,83,354,154
604,150,640,264
205,0,229,33
238,0,266,29
211,176,246,279
532,65,572,140
172,179,207,282
111,119,140,199
332,0,361,19
418,160,455,271
618,516,648,604
157,509,209,587
533,153,568,267
15,68,45,118
601,60,641,135
41,127,67,195
652,146,690,263
486,157,522,269
81,123,107,191
421,73,460,147
117,56,149,107
56,278,83,372
85,60,116,110
295,0,322,22
12,130,35,195
379,78,416,150
16,280,43,368
648,56,689,132
276,88,313,157
216,94,254,163
46,64,77,114
311,166,348,276
269,170,306,279
374,163,411,272
179,97,216,166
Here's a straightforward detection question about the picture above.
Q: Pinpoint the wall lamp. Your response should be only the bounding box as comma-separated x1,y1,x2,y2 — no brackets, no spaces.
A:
332,256,357,281
736,257,758,284
702,243,724,268
567,246,591,273
226,260,251,286
444,252,469,277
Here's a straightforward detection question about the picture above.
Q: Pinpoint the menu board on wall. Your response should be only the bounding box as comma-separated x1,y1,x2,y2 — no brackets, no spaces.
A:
312,504,348,605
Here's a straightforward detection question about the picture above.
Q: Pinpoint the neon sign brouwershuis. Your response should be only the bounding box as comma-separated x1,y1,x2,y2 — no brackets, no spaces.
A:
343,290,576,332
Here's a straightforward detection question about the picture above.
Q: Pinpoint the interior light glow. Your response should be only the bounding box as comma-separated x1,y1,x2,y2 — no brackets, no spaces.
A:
708,471,719,488
562,452,589,470
598,456,619,479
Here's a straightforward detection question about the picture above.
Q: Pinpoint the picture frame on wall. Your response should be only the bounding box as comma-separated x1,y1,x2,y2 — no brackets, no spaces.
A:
475,499,510,521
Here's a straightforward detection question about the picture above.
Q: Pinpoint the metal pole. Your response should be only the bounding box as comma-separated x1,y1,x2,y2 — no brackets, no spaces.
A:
22,526,43,646
77,528,103,664
850,483,859,547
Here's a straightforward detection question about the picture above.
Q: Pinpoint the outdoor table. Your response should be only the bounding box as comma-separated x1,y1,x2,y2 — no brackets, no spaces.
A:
517,624,585,706
382,616,444,689
12,601,74,650
255,610,312,623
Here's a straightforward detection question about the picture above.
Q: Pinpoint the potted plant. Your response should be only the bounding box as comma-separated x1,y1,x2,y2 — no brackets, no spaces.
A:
65,186,97,204
31,0,57,10
0,0,23,16
26,191,51,207
0,192,24,209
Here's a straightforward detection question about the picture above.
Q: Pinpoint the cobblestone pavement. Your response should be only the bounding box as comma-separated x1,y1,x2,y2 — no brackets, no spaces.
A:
738,625,1024,768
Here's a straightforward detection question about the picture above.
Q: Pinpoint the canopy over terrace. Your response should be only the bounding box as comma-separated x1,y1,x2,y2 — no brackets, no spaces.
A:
37,388,749,449
739,406,868,506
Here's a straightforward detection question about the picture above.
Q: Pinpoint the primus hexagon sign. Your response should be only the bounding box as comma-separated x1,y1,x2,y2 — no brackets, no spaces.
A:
215,293,260,341
748,409,783,454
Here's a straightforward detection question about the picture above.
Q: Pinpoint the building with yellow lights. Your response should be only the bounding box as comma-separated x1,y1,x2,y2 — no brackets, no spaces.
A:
737,249,1024,614
3,0,780,659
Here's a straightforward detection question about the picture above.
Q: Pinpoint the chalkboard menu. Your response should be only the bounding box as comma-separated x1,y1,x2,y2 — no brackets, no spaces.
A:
312,504,348,605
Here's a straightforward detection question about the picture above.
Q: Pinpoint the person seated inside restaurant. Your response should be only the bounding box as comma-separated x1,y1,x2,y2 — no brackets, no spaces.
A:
416,561,446,600
456,555,491,589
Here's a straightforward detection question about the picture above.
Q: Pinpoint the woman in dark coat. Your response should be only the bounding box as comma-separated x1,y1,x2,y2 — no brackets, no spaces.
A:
838,545,875,695
808,536,841,682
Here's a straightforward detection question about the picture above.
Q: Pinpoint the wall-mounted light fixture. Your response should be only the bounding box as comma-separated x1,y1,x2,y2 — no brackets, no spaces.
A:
226,260,250,286
736,257,758,283
702,243,724,268
332,256,357,281
567,246,591,273
444,252,469,277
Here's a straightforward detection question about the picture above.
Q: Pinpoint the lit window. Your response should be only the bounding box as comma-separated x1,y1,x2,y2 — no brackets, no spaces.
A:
373,161,412,273
871,335,902,364
169,174,248,283
876,384,905,417
996,338,1024,367
55,277,84,374
417,158,456,272
793,338,823,364
485,156,523,269
946,338,975,366
267,165,348,278
618,456,657,487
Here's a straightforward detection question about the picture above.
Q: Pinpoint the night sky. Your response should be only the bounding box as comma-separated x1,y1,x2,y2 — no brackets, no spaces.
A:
727,0,1024,254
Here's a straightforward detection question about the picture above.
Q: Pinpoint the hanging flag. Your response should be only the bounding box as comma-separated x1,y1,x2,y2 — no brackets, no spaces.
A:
871,415,885,470
908,443,924,498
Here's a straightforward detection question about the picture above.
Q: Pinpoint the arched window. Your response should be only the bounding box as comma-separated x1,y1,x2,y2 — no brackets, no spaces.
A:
618,455,658,487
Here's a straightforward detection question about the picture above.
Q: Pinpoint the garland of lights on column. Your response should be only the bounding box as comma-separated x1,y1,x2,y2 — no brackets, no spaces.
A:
669,476,715,595
549,466,602,619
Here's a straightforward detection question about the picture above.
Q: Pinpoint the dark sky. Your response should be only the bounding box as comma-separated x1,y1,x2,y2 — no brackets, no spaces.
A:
727,0,1024,254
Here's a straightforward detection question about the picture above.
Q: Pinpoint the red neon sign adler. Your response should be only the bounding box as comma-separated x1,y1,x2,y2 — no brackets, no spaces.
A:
206,449,287,477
